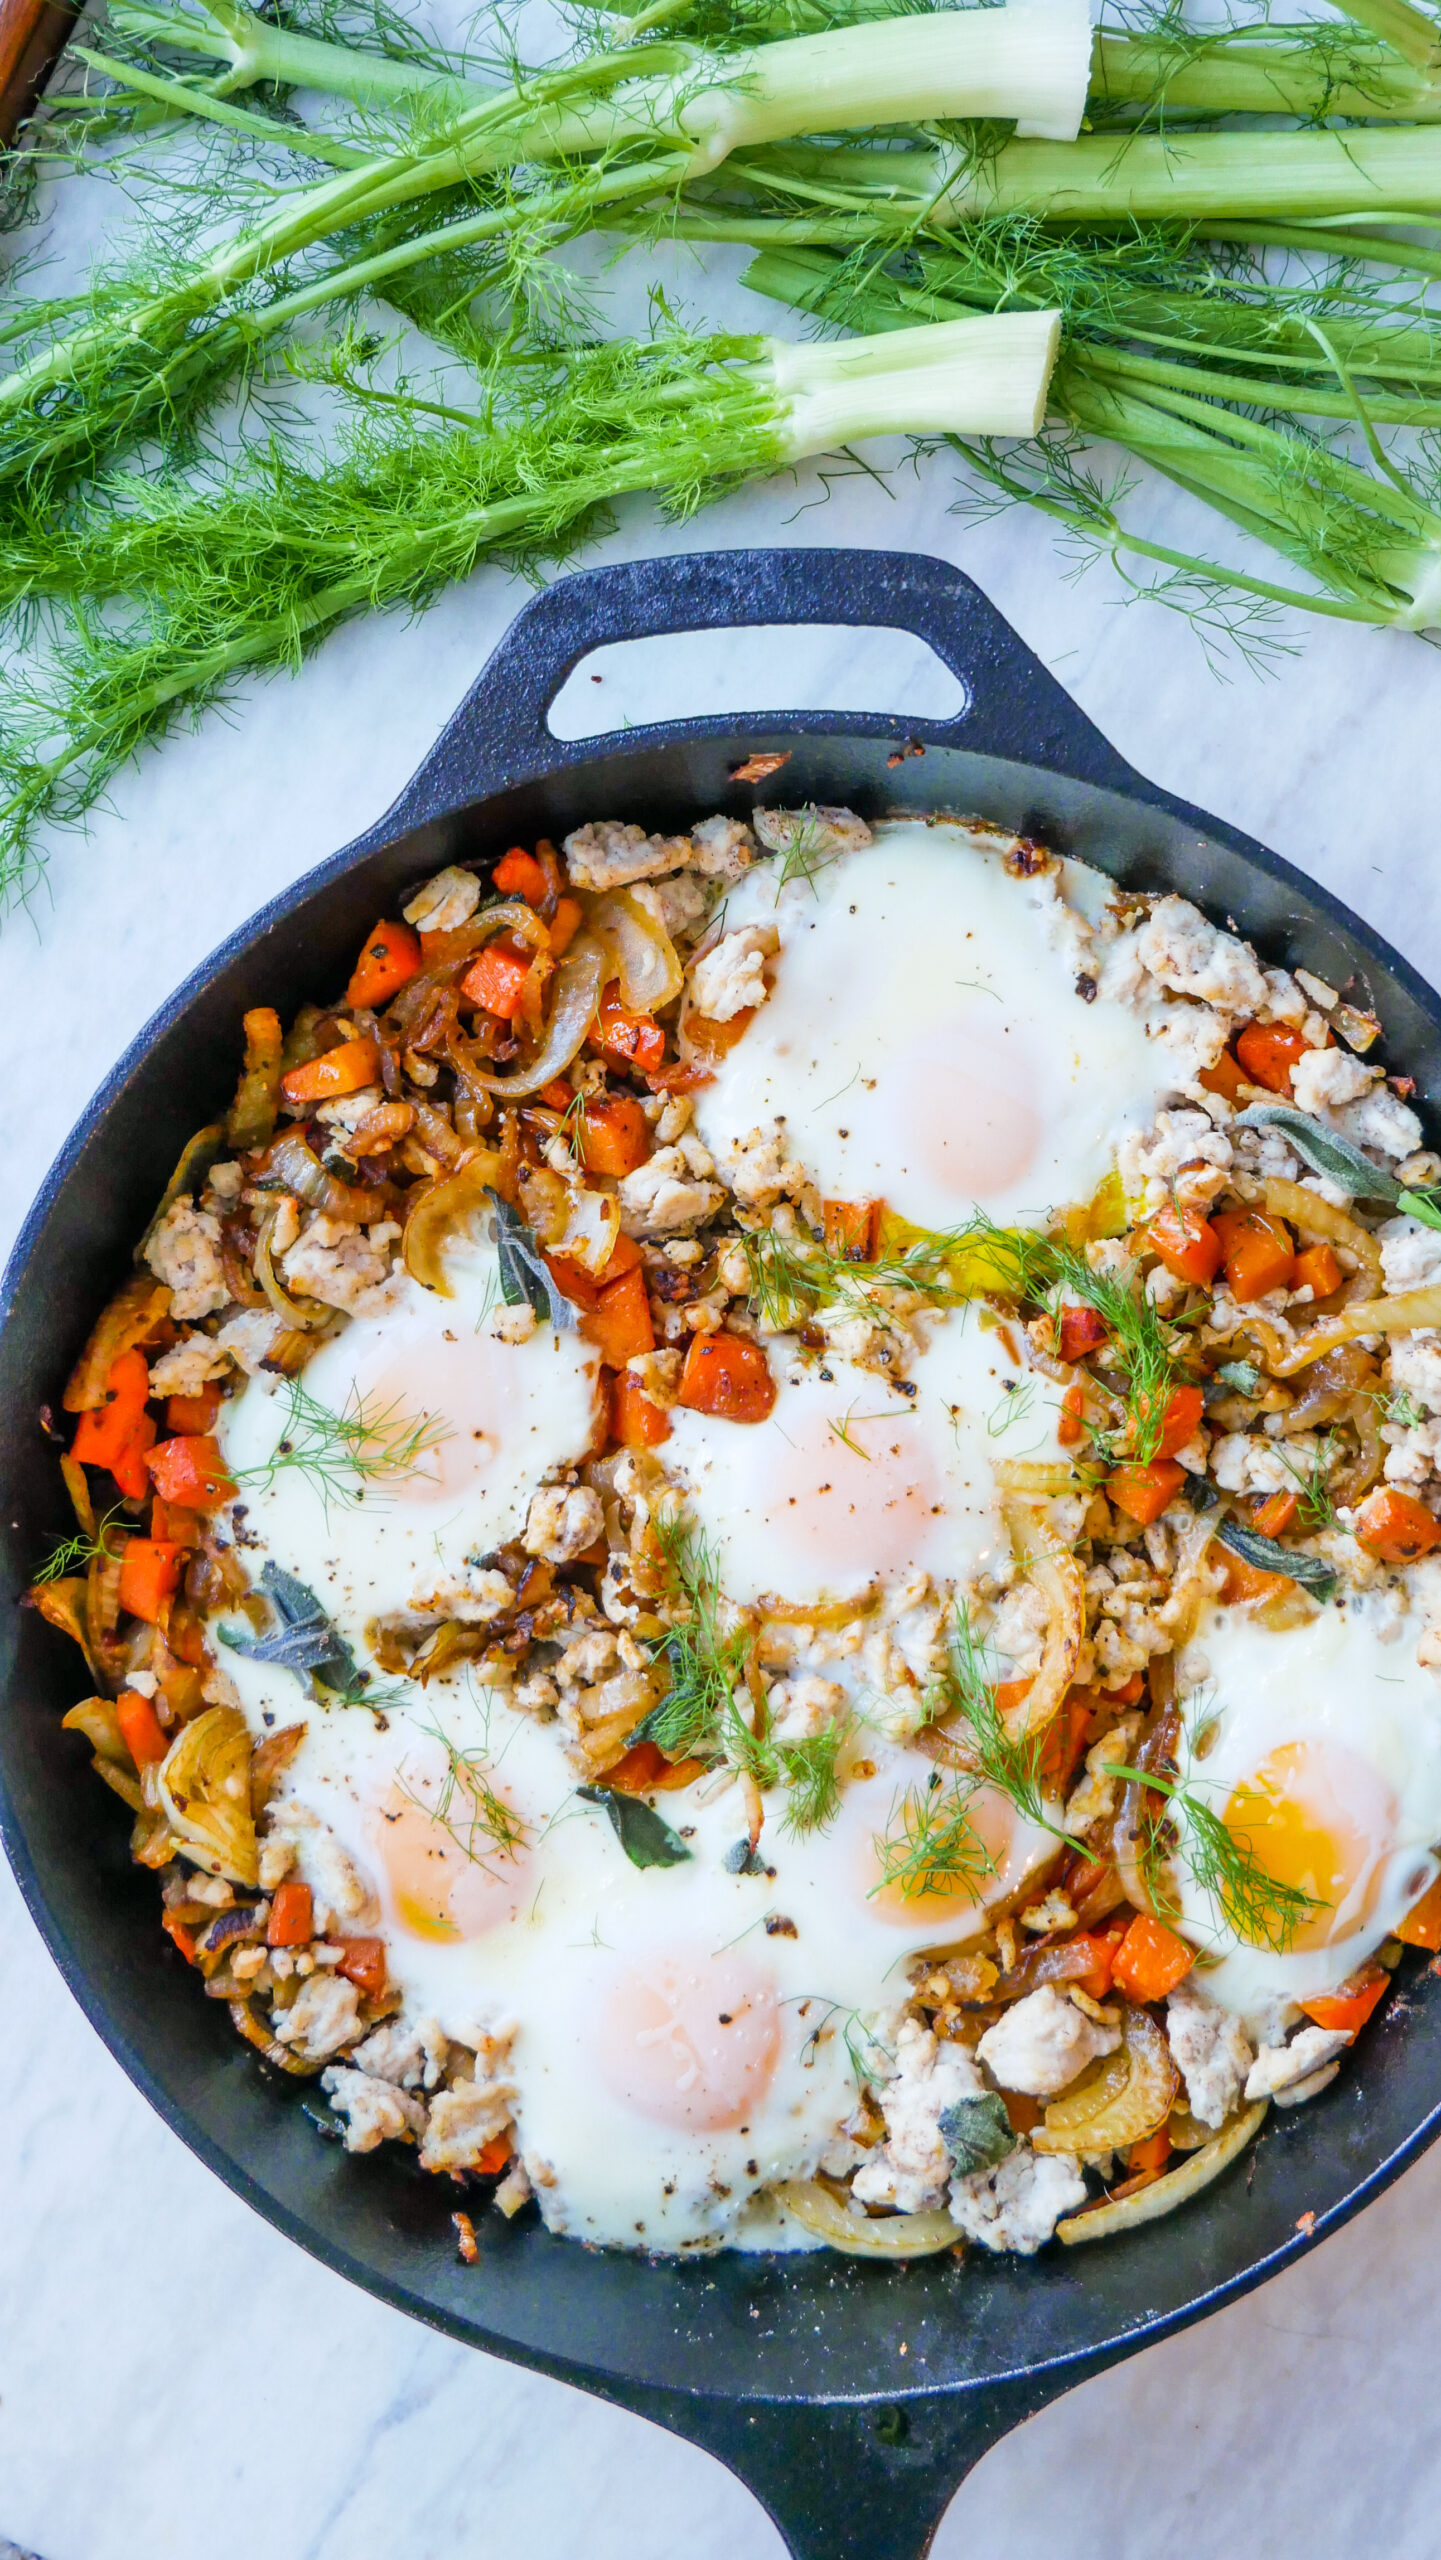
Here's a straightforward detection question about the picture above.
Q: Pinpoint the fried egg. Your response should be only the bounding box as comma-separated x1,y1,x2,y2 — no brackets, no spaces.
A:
664,1302,1070,1606
692,819,1165,1231
1169,1599,1441,2022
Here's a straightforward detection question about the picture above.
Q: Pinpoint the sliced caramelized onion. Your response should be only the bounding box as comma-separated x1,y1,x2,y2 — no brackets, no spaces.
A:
1033,2008,1178,2157
776,2181,957,2257
999,1499,1086,1742
157,1704,259,1886
1281,1341,1375,1430
995,1461,1084,1495
585,888,683,1012
403,1149,505,1297
259,1134,379,1222
1112,1662,1179,1919
1057,2100,1268,2244
64,1272,173,1411
1272,1284,1441,1373
229,1997,321,2076
137,1122,227,1264
1333,1389,1384,1504
1252,1177,1383,1290
254,1218,333,1333
465,932,608,1098
29,1576,99,1678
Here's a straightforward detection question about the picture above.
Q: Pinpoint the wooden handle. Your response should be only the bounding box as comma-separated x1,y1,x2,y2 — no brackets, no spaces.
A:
0,0,79,139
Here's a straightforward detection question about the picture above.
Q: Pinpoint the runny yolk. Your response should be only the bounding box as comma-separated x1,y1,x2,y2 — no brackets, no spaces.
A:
891,1019,1043,1204
759,1401,951,1586
374,1782,529,1941
598,1949,780,2129
867,1781,1020,1929
1221,1738,1396,1951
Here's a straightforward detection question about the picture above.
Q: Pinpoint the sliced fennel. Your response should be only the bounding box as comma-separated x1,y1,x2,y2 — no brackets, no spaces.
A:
0,309,1059,900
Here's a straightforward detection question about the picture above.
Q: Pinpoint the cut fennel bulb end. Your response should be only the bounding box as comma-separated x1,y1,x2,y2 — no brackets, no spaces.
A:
769,309,1061,457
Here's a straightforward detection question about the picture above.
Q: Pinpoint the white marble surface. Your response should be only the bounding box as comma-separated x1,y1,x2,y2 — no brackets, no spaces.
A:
8,35,1441,2555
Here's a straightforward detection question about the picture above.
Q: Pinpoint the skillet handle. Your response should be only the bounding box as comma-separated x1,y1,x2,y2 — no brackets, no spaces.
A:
361,547,1148,842
670,2374,1061,2560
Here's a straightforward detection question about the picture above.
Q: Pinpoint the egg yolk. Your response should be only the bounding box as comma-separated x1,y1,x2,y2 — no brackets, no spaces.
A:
597,1949,780,2129
884,1019,1043,1204
867,1780,1021,1930
372,1781,529,1941
1222,1739,1396,1951
749,1403,952,1588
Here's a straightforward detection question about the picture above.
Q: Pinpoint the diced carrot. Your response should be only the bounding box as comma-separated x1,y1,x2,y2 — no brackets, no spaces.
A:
610,1367,672,1448
162,1912,198,1964
1146,1201,1223,1287
1107,1458,1186,1525
1354,1485,1441,1564
544,1232,642,1313
577,1092,651,1178
1154,1383,1205,1461
1299,1960,1389,2040
1198,1047,1248,1104
280,1034,381,1107
346,919,422,1010
1294,1242,1343,1300
111,1416,159,1500
582,1266,655,1368
539,1078,574,1110
166,1604,209,1667
1236,1021,1310,1095
822,1199,881,1263
335,1937,388,2000
474,2133,513,2177
592,981,666,1074
549,896,583,957
267,1880,314,1948
1395,1874,1441,1951
150,1497,202,1548
72,1346,151,1471
1217,1547,1291,1605
1213,1206,1296,1303
1110,1910,1195,2003
645,1060,716,1095
493,846,549,903
1001,2091,1044,2136
1058,1302,1108,1362
117,1686,169,1770
460,940,534,1021
1057,1381,1086,1447
1125,2127,1173,2184
1066,1926,1128,2002
1108,1672,1146,1707
1253,1489,1299,1538
600,1739,707,1794
146,1434,236,1510
165,1383,221,1435
118,1538,184,1625
1035,1691,1090,1792
677,1330,777,1425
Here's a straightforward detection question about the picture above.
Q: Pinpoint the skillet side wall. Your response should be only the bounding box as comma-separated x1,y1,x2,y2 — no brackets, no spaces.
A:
5,728,1441,2413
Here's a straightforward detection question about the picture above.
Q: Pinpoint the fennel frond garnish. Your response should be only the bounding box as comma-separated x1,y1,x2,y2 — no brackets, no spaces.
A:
235,1378,452,1512
405,1714,529,1864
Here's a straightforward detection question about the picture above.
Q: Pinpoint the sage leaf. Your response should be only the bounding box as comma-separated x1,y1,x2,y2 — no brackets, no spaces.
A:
1231,1106,1401,1204
1216,1517,1338,1601
487,1190,576,1331
577,1784,692,1869
1215,1359,1264,1397
219,1559,364,1695
939,2093,1016,2178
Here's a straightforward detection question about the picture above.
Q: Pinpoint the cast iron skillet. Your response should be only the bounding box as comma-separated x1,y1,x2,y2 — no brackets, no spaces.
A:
4,545,1441,2560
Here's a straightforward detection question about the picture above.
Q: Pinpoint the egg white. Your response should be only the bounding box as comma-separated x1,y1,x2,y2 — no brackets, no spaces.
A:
1170,1598,1441,2023
692,819,1165,1231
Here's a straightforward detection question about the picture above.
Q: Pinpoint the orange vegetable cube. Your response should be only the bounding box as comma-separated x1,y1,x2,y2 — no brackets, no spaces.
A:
822,1199,881,1263
1235,1021,1311,1095
677,1331,776,1424
544,1233,642,1314
165,1383,221,1435
1110,1910,1195,2003
1057,1381,1086,1447
1252,1489,1299,1538
267,1880,314,1948
72,1347,151,1471
1212,1206,1296,1303
1217,1546,1291,1605
583,1266,655,1369
1058,1302,1108,1362
473,2133,513,2177
1395,1874,1441,1951
150,1497,202,1548
1198,1048,1248,1104
335,1937,388,2000
1354,1486,1441,1562
1107,1458,1186,1525
460,940,534,1021
1299,1960,1389,2040
1154,1383,1206,1461
1124,2127,1173,2186
1035,1692,1090,1792
549,896,583,957
1066,1925,1128,2003
610,1368,672,1448
1293,1242,1343,1299
492,846,549,903
116,1686,169,1770
118,1538,184,1625
577,1092,651,1178
1146,1201,1223,1287
346,919,422,1011
146,1434,236,1510
539,1078,575,1110
593,981,666,1073
280,1035,381,1108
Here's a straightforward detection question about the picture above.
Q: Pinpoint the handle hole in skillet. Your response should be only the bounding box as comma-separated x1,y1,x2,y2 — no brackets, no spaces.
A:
547,622,968,739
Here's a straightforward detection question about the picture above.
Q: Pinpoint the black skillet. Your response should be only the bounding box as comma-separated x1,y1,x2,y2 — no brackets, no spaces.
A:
4,546,1441,2560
